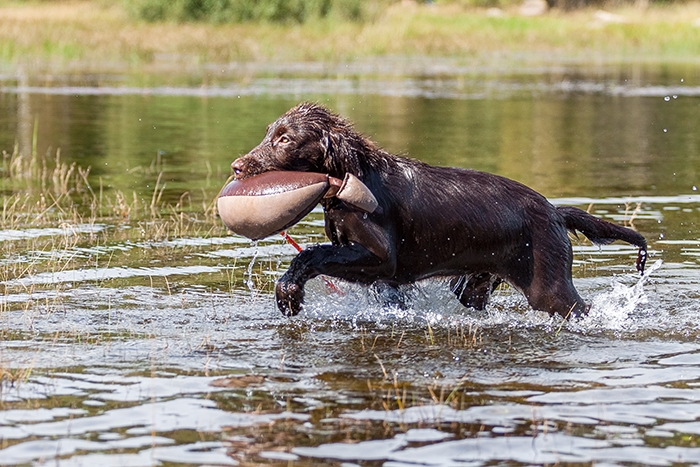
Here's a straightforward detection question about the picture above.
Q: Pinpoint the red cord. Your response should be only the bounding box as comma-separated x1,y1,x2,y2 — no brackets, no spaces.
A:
280,231,302,252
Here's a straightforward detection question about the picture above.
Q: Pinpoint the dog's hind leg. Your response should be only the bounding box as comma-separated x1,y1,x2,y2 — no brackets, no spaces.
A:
515,225,588,319
451,273,502,311
521,276,588,319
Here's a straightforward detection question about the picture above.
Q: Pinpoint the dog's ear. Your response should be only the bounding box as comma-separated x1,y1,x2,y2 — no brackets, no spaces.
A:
320,130,333,157
321,126,364,179
322,129,348,166
321,128,352,176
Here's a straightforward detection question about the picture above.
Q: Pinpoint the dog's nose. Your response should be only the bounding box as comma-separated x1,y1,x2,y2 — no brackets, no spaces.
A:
231,158,245,177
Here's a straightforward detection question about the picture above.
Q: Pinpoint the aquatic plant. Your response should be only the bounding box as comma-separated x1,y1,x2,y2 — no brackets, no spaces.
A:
0,145,241,317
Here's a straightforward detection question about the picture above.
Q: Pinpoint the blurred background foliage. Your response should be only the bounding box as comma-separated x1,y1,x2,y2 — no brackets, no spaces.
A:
1,0,697,67
118,0,672,23
120,0,393,23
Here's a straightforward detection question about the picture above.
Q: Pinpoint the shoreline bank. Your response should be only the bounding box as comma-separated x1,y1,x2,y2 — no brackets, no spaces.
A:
0,1,699,77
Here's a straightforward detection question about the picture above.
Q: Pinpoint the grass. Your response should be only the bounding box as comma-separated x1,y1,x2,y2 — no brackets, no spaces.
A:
0,144,219,231
0,144,232,313
0,1,699,73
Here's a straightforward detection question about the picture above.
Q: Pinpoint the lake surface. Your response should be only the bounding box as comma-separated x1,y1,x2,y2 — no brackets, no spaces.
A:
1,61,700,466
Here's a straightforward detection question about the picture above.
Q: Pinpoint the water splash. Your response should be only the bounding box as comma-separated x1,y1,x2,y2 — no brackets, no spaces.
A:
302,277,537,329
245,241,260,295
574,259,663,331
301,260,668,334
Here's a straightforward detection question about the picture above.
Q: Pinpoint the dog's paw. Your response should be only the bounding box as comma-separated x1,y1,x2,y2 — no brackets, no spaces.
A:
276,281,305,317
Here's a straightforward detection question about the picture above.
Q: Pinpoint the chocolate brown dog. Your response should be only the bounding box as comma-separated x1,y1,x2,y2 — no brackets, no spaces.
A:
231,103,647,318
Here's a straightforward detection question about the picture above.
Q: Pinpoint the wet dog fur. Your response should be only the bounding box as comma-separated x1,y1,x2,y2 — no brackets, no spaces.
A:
230,102,647,318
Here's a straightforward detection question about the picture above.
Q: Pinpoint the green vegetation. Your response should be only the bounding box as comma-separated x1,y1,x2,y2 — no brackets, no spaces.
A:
0,1,699,70
121,0,387,23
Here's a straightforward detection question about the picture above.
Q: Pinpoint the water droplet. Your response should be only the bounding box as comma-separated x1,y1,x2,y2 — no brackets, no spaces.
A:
663,129,668,133
693,186,698,191
246,242,260,294
673,95,678,99
681,78,685,82
659,233,664,238
664,96,670,101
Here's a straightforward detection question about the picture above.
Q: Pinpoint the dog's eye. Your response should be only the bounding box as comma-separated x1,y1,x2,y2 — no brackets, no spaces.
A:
278,135,290,144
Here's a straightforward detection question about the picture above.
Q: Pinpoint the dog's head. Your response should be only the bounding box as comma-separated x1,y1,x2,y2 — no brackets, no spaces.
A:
231,103,372,180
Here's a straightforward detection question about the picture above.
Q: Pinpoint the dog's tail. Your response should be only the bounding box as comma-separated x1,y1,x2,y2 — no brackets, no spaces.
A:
558,206,647,274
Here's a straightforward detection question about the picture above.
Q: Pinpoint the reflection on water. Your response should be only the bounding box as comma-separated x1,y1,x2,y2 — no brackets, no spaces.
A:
1,64,699,203
1,64,700,466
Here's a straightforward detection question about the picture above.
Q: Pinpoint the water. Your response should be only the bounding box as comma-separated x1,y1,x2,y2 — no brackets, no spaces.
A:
1,62,700,466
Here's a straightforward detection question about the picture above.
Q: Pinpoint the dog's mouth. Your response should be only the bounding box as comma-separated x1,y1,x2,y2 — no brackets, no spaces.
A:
232,169,263,181
230,157,269,180
230,156,280,180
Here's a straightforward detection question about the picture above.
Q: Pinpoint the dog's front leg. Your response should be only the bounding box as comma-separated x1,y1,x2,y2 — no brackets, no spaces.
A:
276,243,391,316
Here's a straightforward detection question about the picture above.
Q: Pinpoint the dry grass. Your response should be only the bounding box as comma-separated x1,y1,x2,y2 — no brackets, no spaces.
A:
0,145,227,307
0,0,699,72
1,144,219,230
